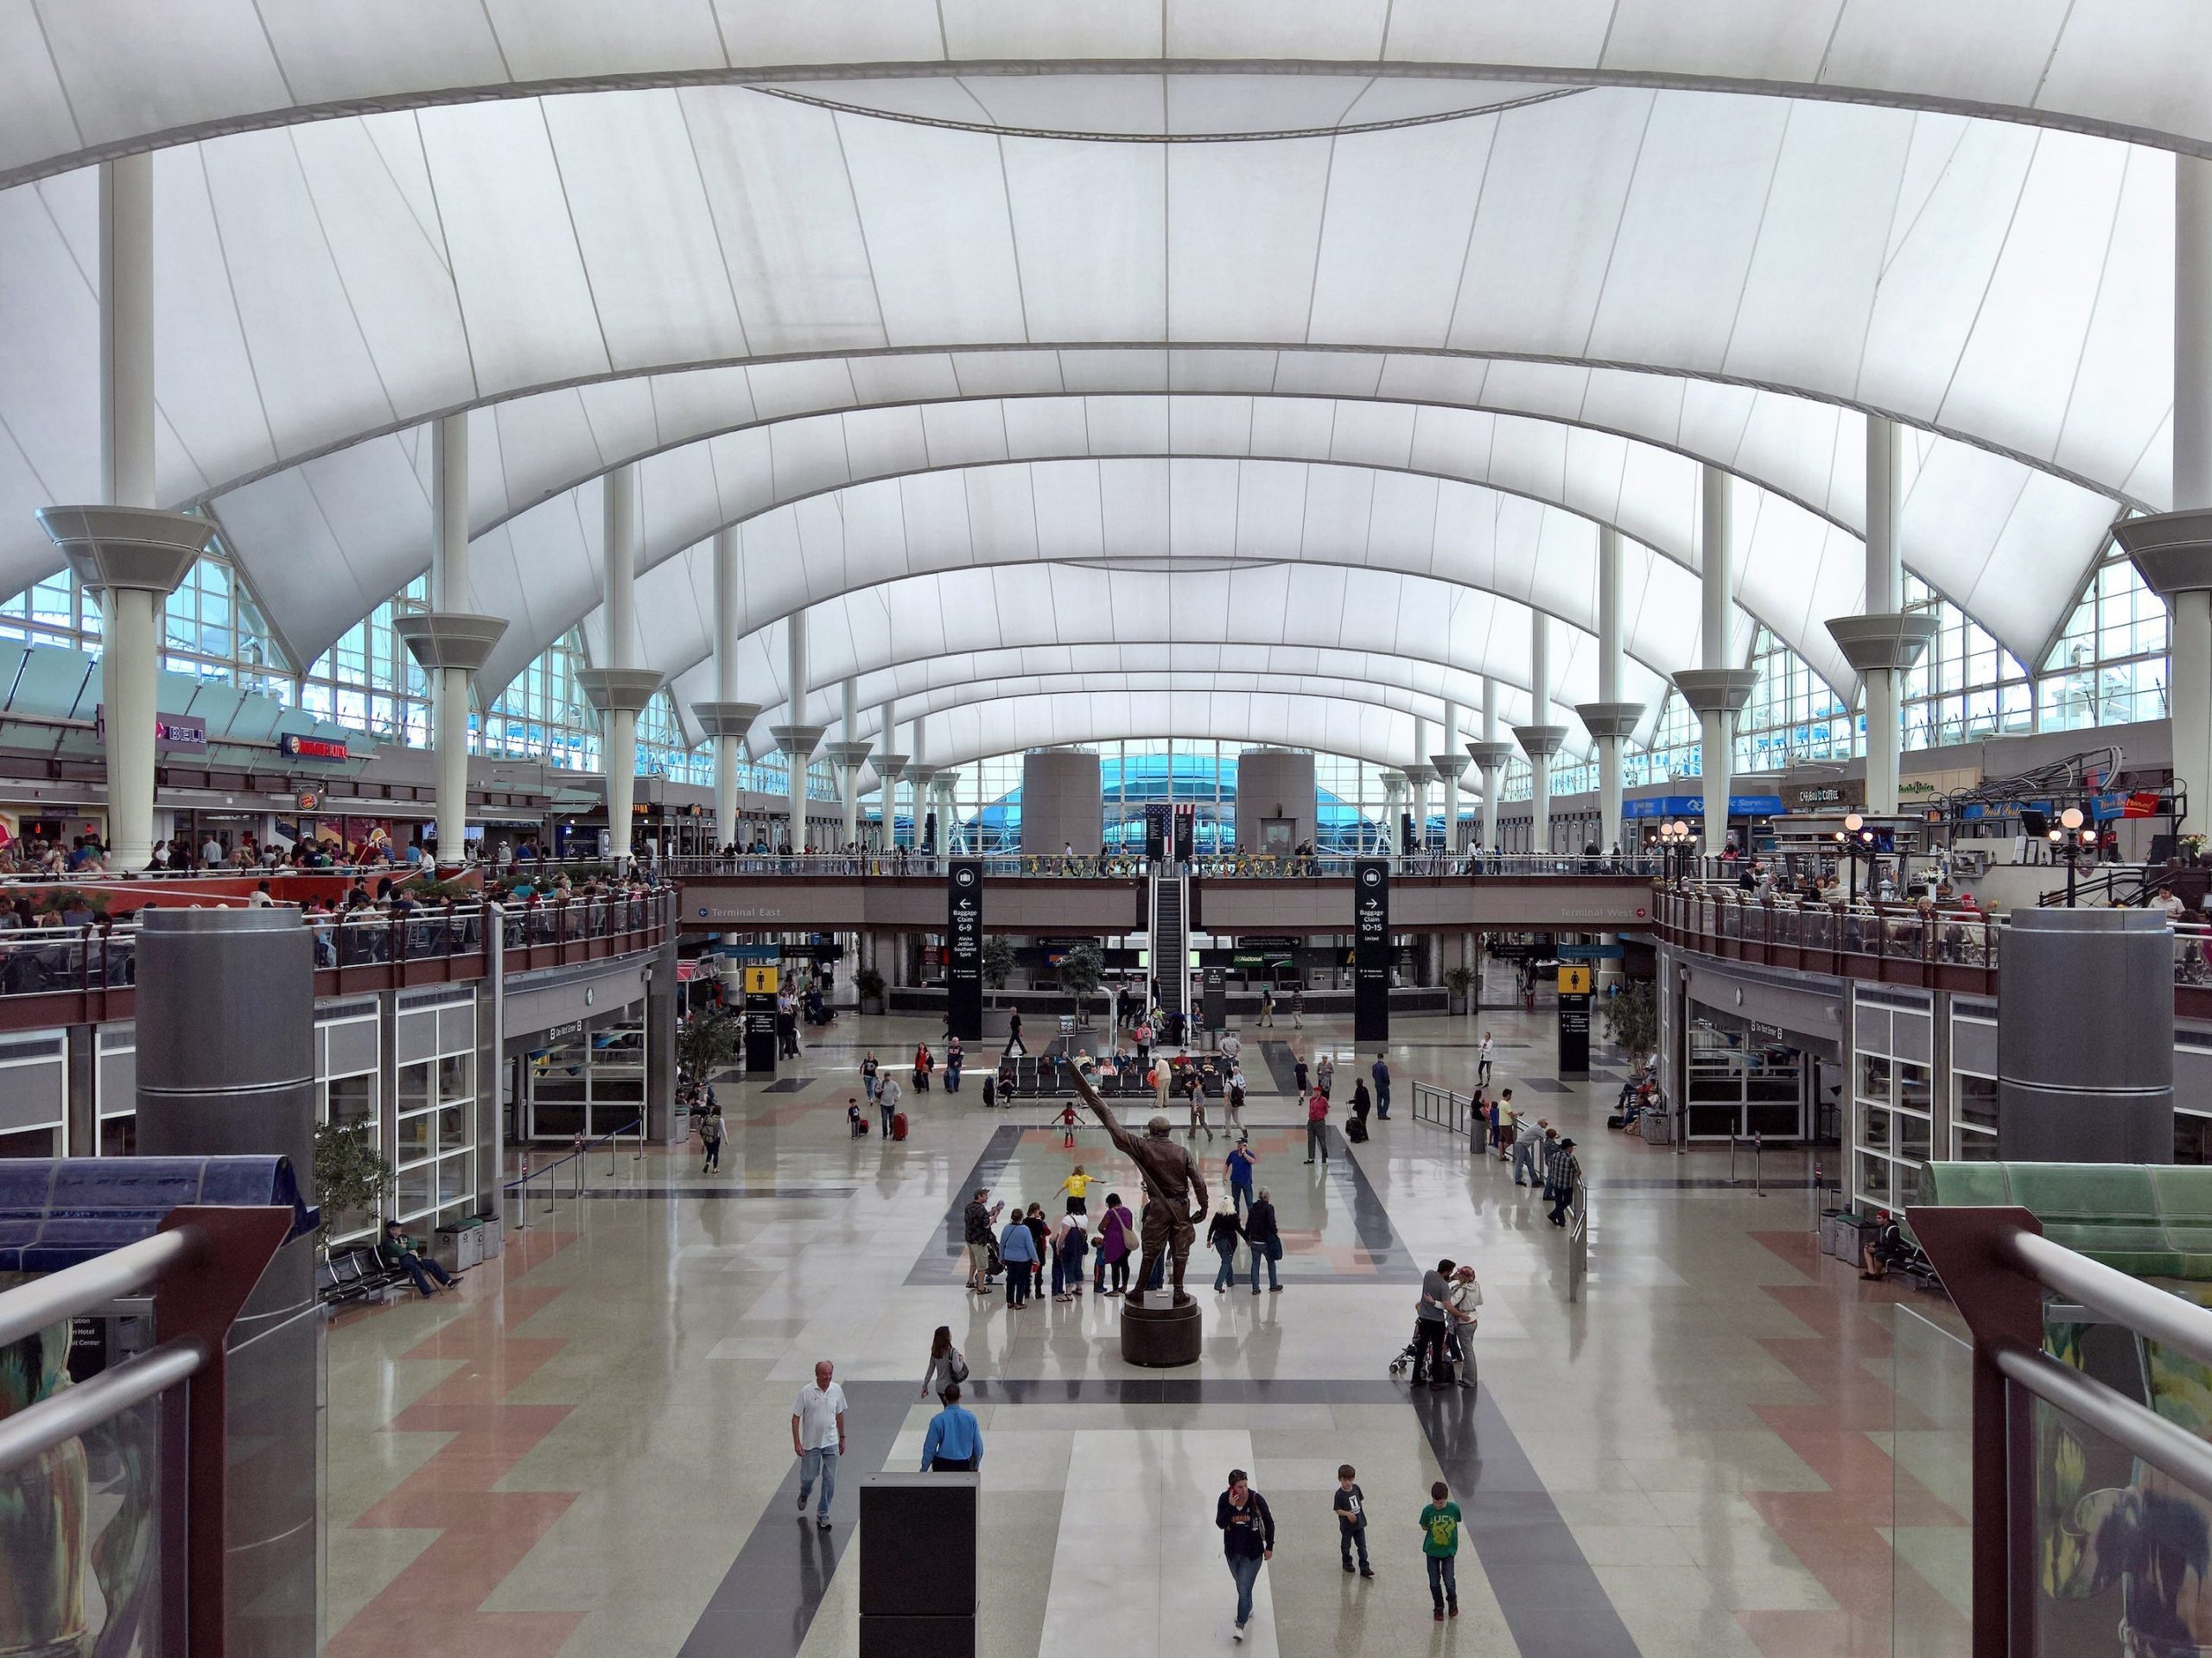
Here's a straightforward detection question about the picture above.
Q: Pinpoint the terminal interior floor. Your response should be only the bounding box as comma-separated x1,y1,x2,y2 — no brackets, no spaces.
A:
322,1011,1970,1658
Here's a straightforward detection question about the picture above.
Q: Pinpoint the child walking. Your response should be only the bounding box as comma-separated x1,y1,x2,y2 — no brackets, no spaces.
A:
1333,1464,1372,1578
1419,1479,1463,1621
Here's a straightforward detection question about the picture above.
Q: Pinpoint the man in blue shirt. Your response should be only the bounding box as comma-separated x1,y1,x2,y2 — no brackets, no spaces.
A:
919,1384,984,1471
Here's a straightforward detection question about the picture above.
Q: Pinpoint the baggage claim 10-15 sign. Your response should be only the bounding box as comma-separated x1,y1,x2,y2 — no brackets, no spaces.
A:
1353,860,1389,1042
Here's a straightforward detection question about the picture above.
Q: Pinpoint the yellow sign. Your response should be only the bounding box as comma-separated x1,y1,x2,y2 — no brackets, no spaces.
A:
744,966,779,994
1556,964,1592,996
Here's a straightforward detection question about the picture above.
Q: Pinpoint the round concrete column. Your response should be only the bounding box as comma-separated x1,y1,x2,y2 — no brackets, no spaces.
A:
134,905,319,1655
1997,909,2175,1162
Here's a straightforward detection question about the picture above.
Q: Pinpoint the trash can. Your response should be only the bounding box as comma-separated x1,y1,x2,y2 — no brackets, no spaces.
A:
1639,1109,1674,1147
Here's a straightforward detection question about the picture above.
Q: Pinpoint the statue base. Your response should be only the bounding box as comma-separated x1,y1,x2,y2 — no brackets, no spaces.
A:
1120,1288,1202,1367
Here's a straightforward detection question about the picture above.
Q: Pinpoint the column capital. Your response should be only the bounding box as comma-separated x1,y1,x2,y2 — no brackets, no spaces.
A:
577,666,663,715
1427,753,1471,781
1401,761,1437,788
1671,668,1758,715
1376,769,1407,792
1464,740,1516,771
1823,613,1940,675
690,700,761,739
1513,723,1569,761
2114,508,2212,596
1574,701,1645,740
394,612,507,674
769,723,827,760
35,505,210,596
822,740,874,770
872,752,909,781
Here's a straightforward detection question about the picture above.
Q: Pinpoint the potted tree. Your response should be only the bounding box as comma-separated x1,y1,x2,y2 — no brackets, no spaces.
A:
854,965,887,1017
1059,941,1104,1027
1443,963,1478,1016
981,934,1016,1007
312,1118,392,1255
1599,979,1658,1071
676,1009,742,1086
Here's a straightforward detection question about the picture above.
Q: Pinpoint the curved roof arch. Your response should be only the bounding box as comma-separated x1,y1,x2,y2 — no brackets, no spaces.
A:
485,453,1840,703
537,459,1720,719
827,670,1500,792
207,388,2113,687
651,563,1668,762
0,83,2169,626
4,4,2211,191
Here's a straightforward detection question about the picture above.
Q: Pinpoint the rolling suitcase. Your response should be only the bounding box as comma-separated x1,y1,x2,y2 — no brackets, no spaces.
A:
891,1111,910,1141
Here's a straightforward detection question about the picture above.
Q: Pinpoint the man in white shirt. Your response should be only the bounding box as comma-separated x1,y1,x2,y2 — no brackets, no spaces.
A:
200,835,223,869
791,1359,849,1530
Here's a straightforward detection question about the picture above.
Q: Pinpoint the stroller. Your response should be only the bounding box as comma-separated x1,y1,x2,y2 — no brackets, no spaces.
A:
1388,1318,1478,1391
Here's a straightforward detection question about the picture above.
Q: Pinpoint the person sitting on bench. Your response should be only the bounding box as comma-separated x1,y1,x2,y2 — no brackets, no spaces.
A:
1859,1211,1913,1281
379,1221,456,1297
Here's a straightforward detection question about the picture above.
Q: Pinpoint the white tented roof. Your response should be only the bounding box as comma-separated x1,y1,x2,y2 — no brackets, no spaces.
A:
4,2,2210,189
0,13,2195,765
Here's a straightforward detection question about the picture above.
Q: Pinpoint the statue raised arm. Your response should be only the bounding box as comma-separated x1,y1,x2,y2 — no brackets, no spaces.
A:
1068,1064,1208,1299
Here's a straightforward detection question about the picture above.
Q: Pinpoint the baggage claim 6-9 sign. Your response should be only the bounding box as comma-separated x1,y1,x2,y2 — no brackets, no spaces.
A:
947,859,983,1040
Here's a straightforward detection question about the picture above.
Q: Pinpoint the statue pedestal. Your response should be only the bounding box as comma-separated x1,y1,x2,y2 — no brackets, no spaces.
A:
1120,1289,1202,1367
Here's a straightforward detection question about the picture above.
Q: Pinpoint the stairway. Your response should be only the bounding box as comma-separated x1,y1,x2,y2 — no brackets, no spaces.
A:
1147,869,1191,1026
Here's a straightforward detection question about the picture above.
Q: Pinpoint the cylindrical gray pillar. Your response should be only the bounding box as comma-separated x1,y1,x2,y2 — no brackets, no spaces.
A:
135,905,319,1658
1997,910,2175,1162
1020,749,1104,854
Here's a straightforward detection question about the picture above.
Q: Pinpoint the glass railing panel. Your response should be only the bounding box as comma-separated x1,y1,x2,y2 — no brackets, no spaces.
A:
1891,1305,1973,1658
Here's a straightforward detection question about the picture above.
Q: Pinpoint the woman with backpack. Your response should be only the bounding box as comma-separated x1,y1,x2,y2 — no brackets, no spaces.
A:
920,1325,969,1399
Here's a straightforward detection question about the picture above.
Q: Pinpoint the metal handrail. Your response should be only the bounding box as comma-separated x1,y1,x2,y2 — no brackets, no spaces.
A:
0,1226,194,1349
0,1337,206,1476
1909,1205,2212,1657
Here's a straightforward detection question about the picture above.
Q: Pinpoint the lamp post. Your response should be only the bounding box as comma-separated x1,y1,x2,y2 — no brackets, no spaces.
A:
1834,811,1881,906
2050,805,2101,907
1656,817,1694,883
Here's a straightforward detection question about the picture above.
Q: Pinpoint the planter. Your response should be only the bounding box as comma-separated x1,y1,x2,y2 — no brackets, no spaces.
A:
1447,991,1469,1016
860,995,886,1017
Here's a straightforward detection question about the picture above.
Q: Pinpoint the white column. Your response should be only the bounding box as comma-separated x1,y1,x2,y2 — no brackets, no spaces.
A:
1597,525,1625,838
841,679,862,848
908,718,927,849
2176,157,2212,827
1529,613,1554,852
1413,718,1432,845
1863,416,1905,816
1440,700,1461,849
99,154,162,870
1700,465,1734,854
713,527,741,842
602,465,639,865
429,415,471,865
786,613,808,851
873,699,905,849
1467,677,1510,850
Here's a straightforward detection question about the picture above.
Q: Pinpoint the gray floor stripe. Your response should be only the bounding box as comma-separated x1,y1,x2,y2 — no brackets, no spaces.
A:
677,1380,909,1658
1412,1386,1640,1657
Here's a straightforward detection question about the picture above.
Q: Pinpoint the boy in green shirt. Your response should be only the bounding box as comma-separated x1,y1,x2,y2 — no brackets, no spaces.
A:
1418,1478,1462,1621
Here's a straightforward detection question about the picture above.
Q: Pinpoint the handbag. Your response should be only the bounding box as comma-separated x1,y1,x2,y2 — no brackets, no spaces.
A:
947,1350,969,1385
1264,1236,1283,1261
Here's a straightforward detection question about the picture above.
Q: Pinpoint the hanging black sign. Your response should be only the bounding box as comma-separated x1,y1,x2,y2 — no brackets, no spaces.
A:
947,858,983,1040
1353,859,1389,1042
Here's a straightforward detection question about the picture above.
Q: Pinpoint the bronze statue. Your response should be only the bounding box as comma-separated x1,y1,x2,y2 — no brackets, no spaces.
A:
1070,1067,1209,1299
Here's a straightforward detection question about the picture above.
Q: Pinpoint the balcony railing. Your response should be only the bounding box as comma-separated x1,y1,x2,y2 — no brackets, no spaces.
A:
0,893,673,1028
1656,884,2212,1013
666,851,1662,880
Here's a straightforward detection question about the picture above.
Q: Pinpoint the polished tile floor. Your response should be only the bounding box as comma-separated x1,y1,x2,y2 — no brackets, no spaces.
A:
322,1010,1971,1657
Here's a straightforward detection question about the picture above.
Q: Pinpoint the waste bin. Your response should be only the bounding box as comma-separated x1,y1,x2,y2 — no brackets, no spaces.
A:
1639,1109,1674,1147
